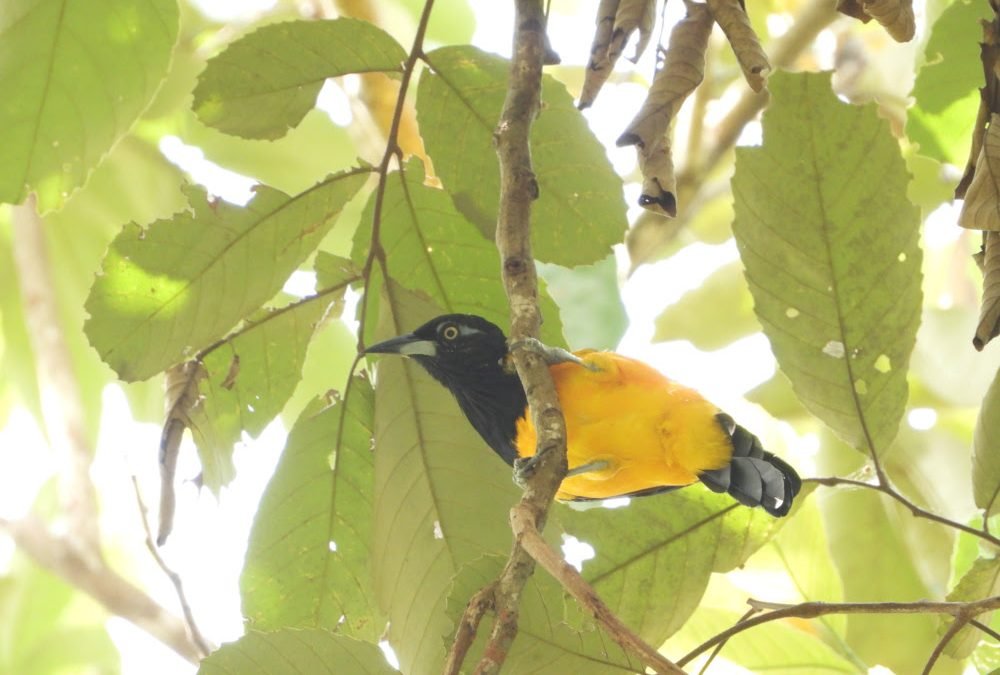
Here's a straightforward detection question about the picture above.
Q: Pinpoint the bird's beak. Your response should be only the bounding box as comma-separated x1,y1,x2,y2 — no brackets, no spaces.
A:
364,333,437,357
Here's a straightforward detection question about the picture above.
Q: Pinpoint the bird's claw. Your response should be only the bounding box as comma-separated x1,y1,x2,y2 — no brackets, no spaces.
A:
513,454,542,488
509,337,597,371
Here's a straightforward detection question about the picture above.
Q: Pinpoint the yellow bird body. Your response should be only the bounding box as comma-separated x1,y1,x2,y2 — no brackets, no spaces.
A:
514,350,732,501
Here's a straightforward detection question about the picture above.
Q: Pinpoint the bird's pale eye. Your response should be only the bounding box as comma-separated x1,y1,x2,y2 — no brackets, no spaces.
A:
441,324,460,340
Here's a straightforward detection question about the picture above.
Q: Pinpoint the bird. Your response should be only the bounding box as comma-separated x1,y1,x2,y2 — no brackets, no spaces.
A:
364,314,800,516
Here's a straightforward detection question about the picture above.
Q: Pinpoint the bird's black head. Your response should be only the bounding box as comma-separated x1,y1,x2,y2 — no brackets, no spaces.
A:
364,314,524,464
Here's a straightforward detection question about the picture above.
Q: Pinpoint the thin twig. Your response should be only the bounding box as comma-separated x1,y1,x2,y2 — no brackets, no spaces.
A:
511,505,685,674
10,195,101,562
442,584,496,675
0,516,202,663
461,2,571,673
923,614,968,675
805,476,1000,548
971,617,1000,643
697,607,758,674
679,595,1000,667
130,476,213,657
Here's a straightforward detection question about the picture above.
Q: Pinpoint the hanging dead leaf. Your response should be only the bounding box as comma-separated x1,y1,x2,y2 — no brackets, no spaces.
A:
637,137,678,216
609,0,657,64
976,232,1000,350
618,2,713,149
835,0,872,23
957,102,990,199
861,0,915,43
976,232,988,273
579,0,620,109
158,361,205,545
959,114,1000,231
706,0,770,92
958,15,1000,198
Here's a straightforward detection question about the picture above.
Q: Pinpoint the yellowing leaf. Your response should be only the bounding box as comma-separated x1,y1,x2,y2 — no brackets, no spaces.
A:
198,629,398,675
974,366,1000,518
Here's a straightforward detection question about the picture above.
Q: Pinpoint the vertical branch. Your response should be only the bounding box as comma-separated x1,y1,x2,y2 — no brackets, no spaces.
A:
11,195,101,562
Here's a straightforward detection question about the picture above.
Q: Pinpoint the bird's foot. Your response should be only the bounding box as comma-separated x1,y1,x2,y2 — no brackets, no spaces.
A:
513,454,541,488
509,337,598,371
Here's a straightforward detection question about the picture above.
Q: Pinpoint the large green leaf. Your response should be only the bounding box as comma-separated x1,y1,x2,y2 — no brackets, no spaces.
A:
352,159,564,347
537,255,627,351
974,367,1000,519
443,556,641,674
417,46,627,266
653,261,760,350
85,170,367,381
559,489,786,646
369,283,521,675
191,294,334,491
907,0,992,164
242,381,382,639
198,629,397,675
0,0,178,209
733,71,921,457
194,18,406,140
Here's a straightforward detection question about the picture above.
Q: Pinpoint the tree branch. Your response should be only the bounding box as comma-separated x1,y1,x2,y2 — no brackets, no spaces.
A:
10,195,101,562
0,515,202,663
679,595,1000,667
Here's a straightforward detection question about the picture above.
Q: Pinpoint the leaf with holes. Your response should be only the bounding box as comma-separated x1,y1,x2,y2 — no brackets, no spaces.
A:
417,46,627,265
352,159,564,347
194,19,406,140
198,629,397,675
0,0,178,210
732,71,921,457
84,170,367,381
242,381,382,639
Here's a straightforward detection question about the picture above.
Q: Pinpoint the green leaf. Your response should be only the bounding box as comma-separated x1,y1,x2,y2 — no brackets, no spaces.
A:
733,71,921,457
417,46,627,265
198,629,398,675
353,159,564,347
194,19,406,140
0,0,178,210
974,367,1000,519
191,295,333,491
940,556,1000,658
242,381,382,639
558,488,787,645
910,0,991,112
85,170,367,381
745,371,810,420
537,255,627,351
444,556,640,674
908,90,981,166
315,252,361,290
369,283,522,674
653,261,759,350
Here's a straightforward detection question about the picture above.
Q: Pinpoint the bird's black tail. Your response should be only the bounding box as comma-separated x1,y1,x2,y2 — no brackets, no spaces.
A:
698,413,801,516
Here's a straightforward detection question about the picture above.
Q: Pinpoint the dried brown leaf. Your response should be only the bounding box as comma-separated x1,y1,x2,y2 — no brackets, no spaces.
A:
862,0,915,42
638,137,678,216
579,0,620,109
610,0,657,64
957,101,990,199
618,2,713,148
835,0,872,23
959,16,1000,198
976,231,1000,350
960,115,1000,231
158,361,205,545
706,0,770,92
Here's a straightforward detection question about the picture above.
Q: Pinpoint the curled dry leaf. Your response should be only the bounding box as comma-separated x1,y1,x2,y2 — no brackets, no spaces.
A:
958,16,1000,198
619,2,713,217
706,0,771,92
959,114,1000,231
835,0,872,23
158,361,205,545
861,0,915,43
579,0,656,109
975,231,1000,350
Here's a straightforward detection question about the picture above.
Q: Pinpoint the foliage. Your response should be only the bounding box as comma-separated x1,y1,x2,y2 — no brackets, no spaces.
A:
0,0,997,674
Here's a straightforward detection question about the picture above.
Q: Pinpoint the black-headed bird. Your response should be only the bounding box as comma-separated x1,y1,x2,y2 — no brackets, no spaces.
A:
365,314,800,516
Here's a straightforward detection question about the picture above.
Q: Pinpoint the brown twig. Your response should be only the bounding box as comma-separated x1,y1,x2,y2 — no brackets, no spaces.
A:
511,505,686,674
442,584,497,675
0,515,202,663
10,195,101,562
679,595,1000,667
805,476,1000,548
130,476,213,657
